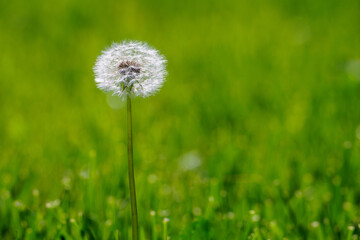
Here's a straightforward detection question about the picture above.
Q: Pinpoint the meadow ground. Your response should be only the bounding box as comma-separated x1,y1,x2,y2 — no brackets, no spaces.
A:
0,0,360,239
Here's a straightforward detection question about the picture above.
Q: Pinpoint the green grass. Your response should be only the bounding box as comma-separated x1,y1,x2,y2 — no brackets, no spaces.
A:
0,0,360,239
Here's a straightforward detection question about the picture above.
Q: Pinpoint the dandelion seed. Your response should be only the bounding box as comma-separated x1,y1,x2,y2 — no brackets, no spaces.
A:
94,41,167,98
150,210,156,216
348,225,355,231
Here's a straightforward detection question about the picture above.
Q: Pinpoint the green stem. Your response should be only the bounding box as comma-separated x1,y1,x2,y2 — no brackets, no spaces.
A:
127,95,138,240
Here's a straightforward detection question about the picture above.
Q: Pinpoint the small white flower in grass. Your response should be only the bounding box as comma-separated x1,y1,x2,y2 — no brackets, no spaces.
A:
32,189,39,197
159,210,170,217
14,200,25,210
348,225,355,231
249,210,256,215
94,41,167,98
270,220,277,227
227,212,234,219
311,221,319,228
45,199,60,209
252,214,260,222
105,219,113,226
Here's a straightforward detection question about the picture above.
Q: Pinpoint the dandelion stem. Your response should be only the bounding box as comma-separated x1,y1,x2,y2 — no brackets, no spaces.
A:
127,95,138,240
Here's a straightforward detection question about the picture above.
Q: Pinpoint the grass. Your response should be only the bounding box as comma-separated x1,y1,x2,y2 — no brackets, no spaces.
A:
0,0,360,239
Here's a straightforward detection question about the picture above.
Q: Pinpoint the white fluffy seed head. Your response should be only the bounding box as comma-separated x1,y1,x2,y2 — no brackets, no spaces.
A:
94,41,167,98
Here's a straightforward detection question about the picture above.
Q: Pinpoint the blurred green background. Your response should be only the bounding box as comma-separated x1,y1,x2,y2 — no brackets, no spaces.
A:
1,0,360,239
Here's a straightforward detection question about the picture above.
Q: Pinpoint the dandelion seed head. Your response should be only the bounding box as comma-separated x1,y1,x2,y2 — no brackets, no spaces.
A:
94,41,167,98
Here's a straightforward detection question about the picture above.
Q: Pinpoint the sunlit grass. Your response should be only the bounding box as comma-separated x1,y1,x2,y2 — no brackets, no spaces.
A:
0,0,360,239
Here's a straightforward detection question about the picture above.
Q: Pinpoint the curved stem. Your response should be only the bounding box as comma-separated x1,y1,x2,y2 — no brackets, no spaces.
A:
127,95,138,240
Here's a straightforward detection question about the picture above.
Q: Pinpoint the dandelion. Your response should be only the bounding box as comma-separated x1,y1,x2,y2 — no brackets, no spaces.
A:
162,218,170,240
94,40,167,240
94,41,167,98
